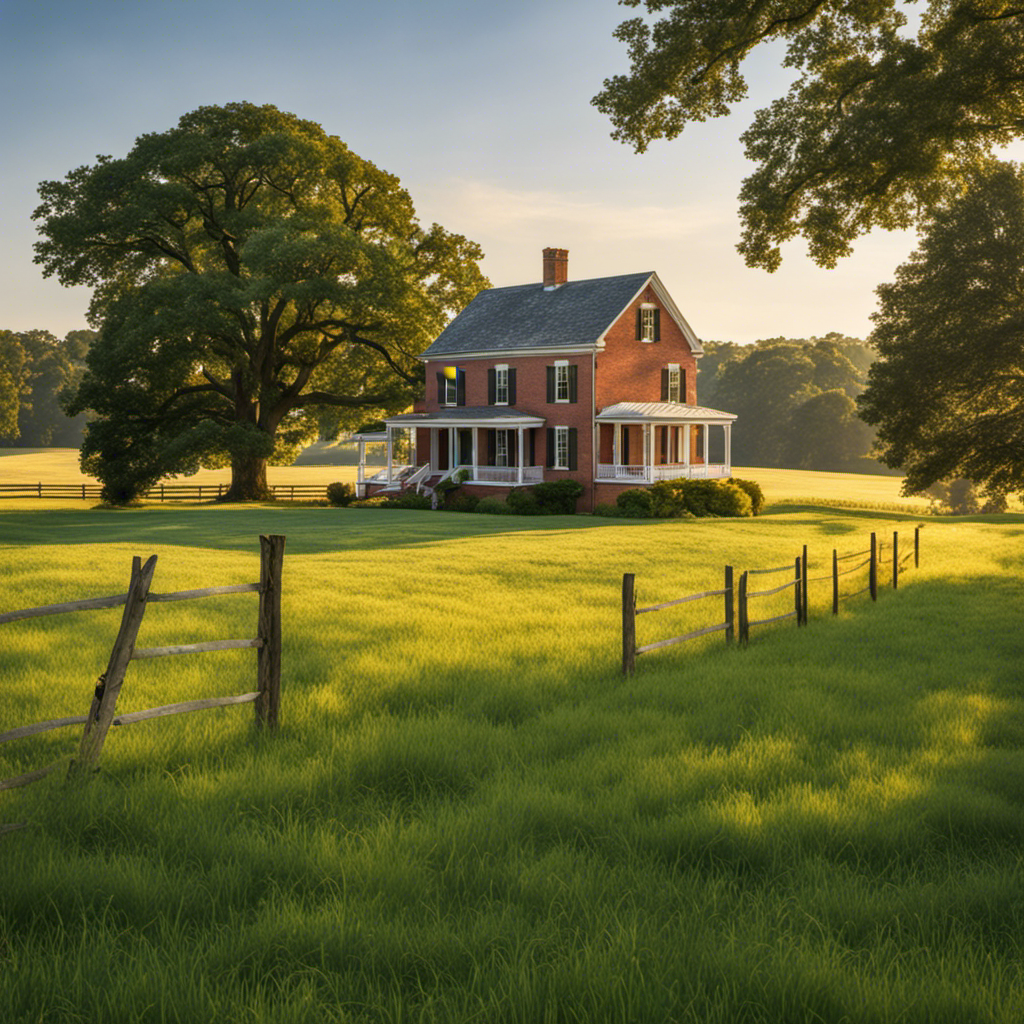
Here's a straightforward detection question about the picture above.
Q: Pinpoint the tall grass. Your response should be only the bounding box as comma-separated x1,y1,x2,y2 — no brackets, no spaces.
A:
1,505,1023,1022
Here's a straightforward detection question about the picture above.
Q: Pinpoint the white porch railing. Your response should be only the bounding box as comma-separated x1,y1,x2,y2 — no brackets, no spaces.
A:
471,465,544,484
596,464,731,483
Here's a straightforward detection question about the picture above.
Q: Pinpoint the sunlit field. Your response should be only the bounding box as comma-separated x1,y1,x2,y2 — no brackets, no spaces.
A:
2,499,1023,1022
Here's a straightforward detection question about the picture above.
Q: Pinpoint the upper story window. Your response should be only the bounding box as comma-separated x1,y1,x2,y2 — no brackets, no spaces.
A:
437,366,465,406
637,304,661,343
495,365,509,404
555,362,570,401
547,361,577,403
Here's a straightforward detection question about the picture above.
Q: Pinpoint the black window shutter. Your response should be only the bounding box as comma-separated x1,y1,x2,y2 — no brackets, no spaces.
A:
622,428,630,465
661,368,669,401
546,366,555,403
654,309,661,341
546,428,555,468
568,365,578,403
508,368,517,406
456,370,466,406
660,427,667,463
436,372,444,403
568,428,578,471
636,309,643,340
487,429,496,465
488,369,496,405
529,429,536,466
509,430,517,467
682,369,687,403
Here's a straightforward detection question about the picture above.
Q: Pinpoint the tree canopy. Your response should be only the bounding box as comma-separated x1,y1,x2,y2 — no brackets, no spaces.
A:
859,160,1024,497
593,1,1024,270
700,333,878,470
34,102,488,501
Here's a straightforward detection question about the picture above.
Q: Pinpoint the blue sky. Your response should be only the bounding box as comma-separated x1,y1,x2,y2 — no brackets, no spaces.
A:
1,0,935,344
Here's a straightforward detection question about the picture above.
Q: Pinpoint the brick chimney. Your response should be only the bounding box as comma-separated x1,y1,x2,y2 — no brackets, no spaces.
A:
542,247,568,289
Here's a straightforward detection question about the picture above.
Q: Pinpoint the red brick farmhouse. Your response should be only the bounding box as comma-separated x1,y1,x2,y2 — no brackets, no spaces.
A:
359,249,737,512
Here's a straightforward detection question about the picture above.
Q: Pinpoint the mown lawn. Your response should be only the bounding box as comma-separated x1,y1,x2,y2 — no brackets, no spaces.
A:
1,501,1023,1022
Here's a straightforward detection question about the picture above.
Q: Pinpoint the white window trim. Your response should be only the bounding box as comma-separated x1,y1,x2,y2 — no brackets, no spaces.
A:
640,306,657,343
667,363,681,404
444,376,458,406
554,360,570,403
495,364,509,406
554,425,570,470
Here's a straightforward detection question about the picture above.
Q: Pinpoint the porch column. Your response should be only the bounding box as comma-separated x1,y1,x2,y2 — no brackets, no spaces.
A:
646,423,655,483
386,425,394,484
683,421,691,476
517,426,524,484
357,437,366,485
449,427,456,467
472,428,478,479
410,428,417,468
724,423,732,474
613,423,620,468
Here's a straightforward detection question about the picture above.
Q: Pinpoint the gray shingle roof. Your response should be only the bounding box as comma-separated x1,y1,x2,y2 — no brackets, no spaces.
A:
421,272,653,359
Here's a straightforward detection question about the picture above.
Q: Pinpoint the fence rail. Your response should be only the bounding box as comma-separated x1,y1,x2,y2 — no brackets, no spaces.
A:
622,527,922,673
622,567,734,674
0,482,329,502
0,536,285,807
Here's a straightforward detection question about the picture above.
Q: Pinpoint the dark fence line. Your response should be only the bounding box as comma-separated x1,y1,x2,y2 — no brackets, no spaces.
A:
623,527,922,672
0,536,285,812
0,482,328,501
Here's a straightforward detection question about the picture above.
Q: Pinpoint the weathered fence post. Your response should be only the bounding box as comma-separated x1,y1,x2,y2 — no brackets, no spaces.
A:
915,525,920,568
893,531,899,589
801,544,809,624
724,565,734,645
622,573,636,675
256,534,286,728
832,548,839,615
70,554,158,776
794,557,802,626
869,532,878,600
738,572,749,645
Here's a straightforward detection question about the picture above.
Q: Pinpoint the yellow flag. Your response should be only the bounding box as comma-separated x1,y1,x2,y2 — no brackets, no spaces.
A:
443,366,459,381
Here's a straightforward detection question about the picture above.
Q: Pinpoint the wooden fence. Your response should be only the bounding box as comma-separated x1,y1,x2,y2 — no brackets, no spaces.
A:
622,527,921,673
0,535,285,813
0,482,328,501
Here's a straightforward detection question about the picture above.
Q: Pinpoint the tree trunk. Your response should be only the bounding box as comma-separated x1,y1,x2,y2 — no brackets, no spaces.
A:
224,453,273,501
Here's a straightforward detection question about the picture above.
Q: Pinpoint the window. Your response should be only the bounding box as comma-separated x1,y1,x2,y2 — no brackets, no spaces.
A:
636,305,660,342
495,430,508,467
546,426,577,470
667,364,681,403
495,366,509,405
546,362,577,403
555,426,569,468
555,363,569,401
437,367,465,406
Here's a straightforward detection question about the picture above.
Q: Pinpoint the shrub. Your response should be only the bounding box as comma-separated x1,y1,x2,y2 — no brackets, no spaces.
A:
730,477,765,516
349,495,390,508
476,497,512,515
507,487,542,516
615,488,654,518
532,479,584,514
648,478,753,518
593,503,625,517
447,493,480,513
326,481,355,506
386,492,433,510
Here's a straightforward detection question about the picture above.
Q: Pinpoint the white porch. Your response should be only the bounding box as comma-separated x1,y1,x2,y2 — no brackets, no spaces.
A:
594,402,736,485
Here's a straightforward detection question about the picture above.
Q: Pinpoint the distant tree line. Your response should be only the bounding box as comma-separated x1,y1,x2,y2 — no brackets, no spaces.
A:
699,333,881,473
0,329,95,448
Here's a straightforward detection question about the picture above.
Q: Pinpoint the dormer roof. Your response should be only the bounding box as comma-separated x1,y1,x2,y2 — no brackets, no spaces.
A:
420,271,703,360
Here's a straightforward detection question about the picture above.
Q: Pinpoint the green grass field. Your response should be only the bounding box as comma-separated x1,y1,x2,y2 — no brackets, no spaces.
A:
2,490,1023,1021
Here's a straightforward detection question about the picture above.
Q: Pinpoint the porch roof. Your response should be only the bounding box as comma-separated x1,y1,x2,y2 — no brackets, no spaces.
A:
385,407,546,429
596,402,737,424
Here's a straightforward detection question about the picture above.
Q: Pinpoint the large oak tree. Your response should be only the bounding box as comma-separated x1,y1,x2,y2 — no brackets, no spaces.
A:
593,1,1024,270
34,102,488,501
859,161,1024,496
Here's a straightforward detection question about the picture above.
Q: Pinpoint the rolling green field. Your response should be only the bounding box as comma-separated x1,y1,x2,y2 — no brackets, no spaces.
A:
2,496,1023,1022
